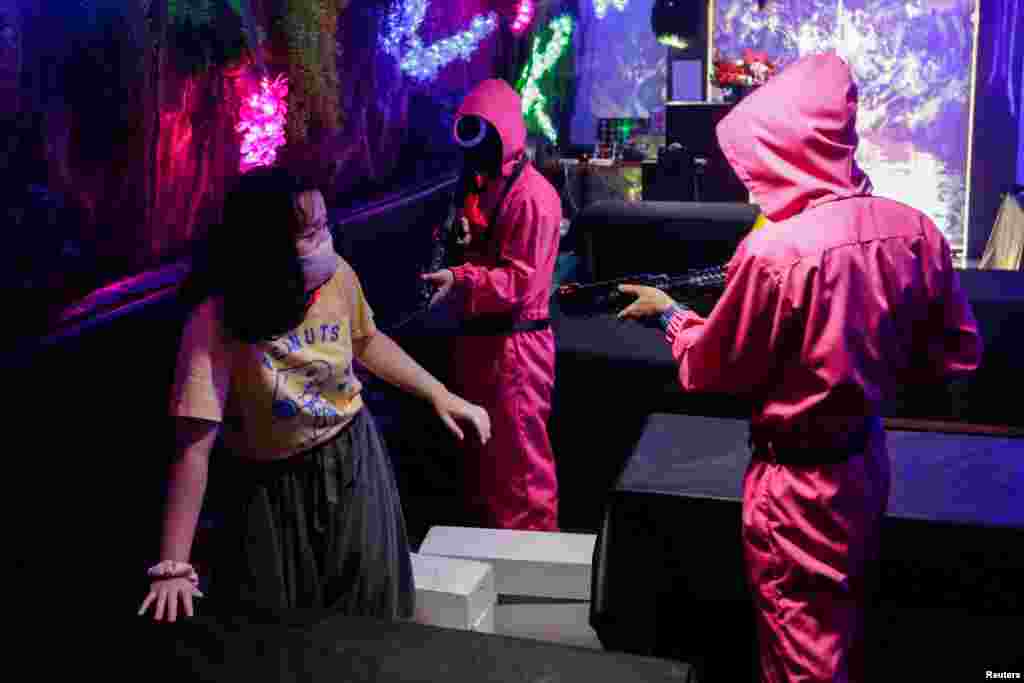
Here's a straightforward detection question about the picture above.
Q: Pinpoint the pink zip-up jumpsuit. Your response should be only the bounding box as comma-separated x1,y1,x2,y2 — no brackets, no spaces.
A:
447,79,562,531
660,53,982,682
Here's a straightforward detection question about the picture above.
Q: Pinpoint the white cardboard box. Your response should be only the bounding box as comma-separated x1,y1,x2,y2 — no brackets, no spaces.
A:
410,552,496,633
418,526,597,600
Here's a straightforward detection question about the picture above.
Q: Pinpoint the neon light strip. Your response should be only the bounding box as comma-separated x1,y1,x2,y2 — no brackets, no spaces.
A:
399,13,498,82
518,15,574,142
379,0,497,82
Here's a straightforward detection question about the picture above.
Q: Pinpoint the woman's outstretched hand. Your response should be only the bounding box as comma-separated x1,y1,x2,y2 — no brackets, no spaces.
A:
432,390,491,444
138,577,204,623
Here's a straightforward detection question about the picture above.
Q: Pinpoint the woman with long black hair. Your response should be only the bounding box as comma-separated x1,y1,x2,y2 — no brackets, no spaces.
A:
138,166,490,622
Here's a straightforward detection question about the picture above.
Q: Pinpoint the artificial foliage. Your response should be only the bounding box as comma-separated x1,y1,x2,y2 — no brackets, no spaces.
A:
318,0,341,137
167,0,248,75
516,14,574,143
168,0,244,19
281,0,342,145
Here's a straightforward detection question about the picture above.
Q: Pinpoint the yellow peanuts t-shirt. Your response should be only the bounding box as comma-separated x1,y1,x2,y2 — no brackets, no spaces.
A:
169,256,376,459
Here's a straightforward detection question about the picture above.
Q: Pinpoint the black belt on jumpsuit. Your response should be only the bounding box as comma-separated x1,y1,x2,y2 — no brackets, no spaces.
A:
748,416,879,466
459,315,551,336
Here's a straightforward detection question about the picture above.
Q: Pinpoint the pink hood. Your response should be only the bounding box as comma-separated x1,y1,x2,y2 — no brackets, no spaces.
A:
715,52,873,222
455,78,528,176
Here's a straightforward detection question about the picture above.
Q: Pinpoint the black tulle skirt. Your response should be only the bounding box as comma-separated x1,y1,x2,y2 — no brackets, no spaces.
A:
209,407,414,619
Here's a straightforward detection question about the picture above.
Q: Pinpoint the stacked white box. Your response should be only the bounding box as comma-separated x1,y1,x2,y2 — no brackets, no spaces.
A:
418,526,597,600
410,552,496,633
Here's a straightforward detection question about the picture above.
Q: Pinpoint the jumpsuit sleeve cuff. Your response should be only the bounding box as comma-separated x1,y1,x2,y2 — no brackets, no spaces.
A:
662,304,690,345
449,265,468,284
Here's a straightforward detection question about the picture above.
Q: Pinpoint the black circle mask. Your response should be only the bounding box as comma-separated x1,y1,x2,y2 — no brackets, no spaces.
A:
454,114,503,178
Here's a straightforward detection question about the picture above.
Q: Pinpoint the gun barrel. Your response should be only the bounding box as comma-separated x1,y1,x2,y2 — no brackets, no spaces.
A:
557,264,728,315
557,273,668,295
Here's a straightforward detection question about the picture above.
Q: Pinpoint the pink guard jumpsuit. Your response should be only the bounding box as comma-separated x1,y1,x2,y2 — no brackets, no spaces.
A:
448,79,563,531
660,53,983,682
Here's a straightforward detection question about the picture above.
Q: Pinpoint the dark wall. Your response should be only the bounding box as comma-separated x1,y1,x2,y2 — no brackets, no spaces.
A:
333,174,456,330
17,289,188,652
332,175,470,544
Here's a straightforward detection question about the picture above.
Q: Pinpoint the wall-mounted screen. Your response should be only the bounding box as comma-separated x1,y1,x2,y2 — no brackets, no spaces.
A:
572,0,978,257
713,0,977,256
570,0,669,146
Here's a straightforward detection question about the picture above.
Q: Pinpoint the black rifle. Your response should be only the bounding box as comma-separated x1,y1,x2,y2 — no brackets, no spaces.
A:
556,264,729,316
417,176,470,310
418,157,530,310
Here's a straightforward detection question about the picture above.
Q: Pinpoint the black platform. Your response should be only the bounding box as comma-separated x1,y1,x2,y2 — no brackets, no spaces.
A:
590,414,1024,681
570,200,758,282
152,609,698,683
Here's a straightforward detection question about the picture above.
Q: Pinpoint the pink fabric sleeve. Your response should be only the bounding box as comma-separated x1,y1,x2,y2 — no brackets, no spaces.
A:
927,235,984,379
665,252,791,394
169,298,232,422
449,196,552,316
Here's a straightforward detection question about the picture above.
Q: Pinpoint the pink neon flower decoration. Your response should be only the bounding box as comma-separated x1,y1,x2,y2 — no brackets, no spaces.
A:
510,0,534,34
236,74,289,171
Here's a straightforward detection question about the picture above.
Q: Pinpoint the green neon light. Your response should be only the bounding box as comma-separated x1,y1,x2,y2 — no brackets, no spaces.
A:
656,34,689,50
516,14,574,143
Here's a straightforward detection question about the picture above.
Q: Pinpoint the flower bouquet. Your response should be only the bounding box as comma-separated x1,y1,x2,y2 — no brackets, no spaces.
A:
711,49,777,102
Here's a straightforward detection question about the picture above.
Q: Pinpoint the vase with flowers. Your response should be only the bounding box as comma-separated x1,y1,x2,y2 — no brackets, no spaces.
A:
711,48,777,103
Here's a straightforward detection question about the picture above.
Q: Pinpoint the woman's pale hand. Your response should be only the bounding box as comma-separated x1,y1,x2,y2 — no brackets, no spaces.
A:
616,284,676,320
138,577,204,623
421,269,455,307
432,390,491,444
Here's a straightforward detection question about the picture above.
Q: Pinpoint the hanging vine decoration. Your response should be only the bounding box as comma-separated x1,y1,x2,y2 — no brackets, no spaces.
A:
236,0,268,76
282,0,342,146
319,0,341,136
283,0,315,145
167,0,248,75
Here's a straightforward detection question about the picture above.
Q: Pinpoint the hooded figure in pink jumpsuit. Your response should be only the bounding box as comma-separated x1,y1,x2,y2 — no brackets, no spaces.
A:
423,79,562,531
619,53,982,681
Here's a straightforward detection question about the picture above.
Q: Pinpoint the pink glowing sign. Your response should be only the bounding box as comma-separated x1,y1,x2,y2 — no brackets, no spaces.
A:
236,74,288,172
511,0,535,34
